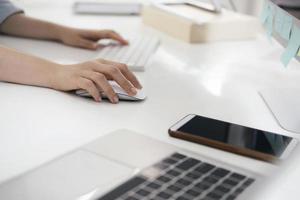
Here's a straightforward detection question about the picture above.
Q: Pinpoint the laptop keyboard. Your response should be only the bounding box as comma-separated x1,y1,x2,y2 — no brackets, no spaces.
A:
97,153,255,200
97,35,160,71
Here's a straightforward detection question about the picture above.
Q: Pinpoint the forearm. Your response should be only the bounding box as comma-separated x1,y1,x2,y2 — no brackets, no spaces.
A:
0,13,66,41
0,45,59,88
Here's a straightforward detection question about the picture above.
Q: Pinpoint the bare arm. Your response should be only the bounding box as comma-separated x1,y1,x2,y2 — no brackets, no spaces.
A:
0,45,57,87
0,13,128,49
0,13,64,40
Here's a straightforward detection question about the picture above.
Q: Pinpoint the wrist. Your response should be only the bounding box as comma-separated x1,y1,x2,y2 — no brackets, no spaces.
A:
51,24,71,42
48,63,65,90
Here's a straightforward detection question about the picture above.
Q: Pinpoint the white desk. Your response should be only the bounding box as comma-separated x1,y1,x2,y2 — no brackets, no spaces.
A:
1,1,300,186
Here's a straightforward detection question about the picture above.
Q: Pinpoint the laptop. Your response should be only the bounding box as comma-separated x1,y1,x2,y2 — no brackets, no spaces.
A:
0,129,264,200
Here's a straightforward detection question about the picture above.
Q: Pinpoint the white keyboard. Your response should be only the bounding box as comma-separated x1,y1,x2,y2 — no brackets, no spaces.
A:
98,35,160,71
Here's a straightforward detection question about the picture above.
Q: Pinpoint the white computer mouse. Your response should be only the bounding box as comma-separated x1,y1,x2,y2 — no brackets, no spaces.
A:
75,81,146,101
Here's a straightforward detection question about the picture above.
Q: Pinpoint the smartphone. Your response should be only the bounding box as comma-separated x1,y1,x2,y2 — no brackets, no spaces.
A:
169,114,298,162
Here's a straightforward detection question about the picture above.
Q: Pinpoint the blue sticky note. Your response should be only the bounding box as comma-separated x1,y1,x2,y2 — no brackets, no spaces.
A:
260,0,270,24
274,7,293,40
260,1,275,41
275,8,284,34
281,26,300,67
281,14,293,40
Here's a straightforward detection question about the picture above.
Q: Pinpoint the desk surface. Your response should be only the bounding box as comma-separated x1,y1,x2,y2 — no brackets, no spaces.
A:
1,2,300,185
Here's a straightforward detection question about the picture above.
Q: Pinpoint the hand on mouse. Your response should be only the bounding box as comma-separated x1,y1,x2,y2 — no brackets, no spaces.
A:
52,59,142,103
58,28,128,50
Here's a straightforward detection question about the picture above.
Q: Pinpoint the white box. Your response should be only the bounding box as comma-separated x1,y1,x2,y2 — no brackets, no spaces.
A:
142,2,262,43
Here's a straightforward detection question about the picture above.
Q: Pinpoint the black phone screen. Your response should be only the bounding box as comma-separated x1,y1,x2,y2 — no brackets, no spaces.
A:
178,115,293,157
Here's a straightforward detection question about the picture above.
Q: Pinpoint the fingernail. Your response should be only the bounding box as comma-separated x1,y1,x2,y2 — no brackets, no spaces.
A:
113,96,119,103
131,87,137,95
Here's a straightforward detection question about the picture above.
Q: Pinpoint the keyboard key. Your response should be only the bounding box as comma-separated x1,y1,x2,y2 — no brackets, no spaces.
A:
186,172,202,180
167,184,181,192
157,175,172,183
157,191,172,199
222,179,239,187
243,178,255,186
176,158,200,171
166,169,181,177
146,182,161,190
220,183,234,190
201,181,215,188
214,185,231,194
185,188,202,197
190,184,206,194
230,173,246,181
211,168,230,178
210,189,227,197
195,163,215,173
206,192,223,200
203,176,219,184
171,153,187,160
135,189,150,197
123,196,139,200
194,182,211,190
175,196,190,200
233,186,245,195
175,178,192,186
97,176,146,200
225,194,237,200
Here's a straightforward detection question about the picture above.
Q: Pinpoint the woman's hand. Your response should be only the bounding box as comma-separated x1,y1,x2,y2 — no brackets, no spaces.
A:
52,59,142,103
58,28,128,50
1,14,128,50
